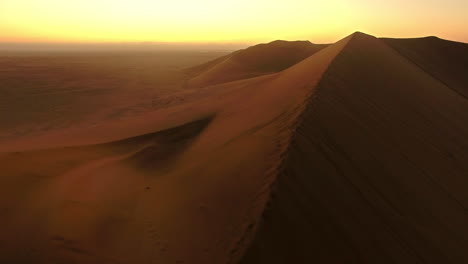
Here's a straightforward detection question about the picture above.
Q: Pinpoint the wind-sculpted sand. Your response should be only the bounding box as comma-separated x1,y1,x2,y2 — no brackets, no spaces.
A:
1,32,468,263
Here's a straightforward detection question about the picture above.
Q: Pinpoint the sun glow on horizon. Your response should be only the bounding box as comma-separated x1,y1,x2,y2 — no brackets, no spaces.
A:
1,0,467,44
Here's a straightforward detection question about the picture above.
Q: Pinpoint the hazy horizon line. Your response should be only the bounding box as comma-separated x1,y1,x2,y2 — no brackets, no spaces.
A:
0,33,466,52
0,41,253,52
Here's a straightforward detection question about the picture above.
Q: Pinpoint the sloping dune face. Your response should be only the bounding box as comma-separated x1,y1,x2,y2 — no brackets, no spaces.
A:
186,40,328,88
241,33,468,263
0,37,340,263
382,36,468,99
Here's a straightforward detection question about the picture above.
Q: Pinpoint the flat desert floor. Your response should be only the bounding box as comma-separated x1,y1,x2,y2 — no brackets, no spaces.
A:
0,50,226,148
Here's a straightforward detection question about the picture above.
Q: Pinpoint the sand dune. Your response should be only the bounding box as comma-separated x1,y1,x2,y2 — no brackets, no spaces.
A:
186,40,328,88
0,40,337,263
382,36,468,99
241,32,468,263
1,32,468,263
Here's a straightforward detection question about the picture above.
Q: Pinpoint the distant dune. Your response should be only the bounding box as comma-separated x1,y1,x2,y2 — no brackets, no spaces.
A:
1,32,468,264
382,36,468,99
185,40,328,88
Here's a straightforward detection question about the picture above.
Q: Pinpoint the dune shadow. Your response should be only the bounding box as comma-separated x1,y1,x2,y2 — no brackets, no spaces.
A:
0,115,214,181
117,116,214,171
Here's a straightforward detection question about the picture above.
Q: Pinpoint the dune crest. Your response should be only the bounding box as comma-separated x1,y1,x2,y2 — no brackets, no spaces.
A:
240,32,468,263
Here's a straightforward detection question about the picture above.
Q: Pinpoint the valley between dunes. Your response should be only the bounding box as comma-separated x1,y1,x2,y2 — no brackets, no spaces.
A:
1,32,468,264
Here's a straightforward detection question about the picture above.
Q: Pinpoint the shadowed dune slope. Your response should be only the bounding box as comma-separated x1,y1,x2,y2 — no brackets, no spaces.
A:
240,32,468,264
186,40,328,88
382,36,468,99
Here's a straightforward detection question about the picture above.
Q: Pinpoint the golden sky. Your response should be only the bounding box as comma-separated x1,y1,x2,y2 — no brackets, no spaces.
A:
1,0,467,44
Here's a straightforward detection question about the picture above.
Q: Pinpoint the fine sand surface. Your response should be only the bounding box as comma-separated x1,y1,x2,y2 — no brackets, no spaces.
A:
186,40,328,88
0,51,227,145
382,37,468,99
1,33,468,264
241,33,468,264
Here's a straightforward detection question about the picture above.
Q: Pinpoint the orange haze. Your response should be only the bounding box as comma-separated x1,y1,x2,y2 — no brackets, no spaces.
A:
1,0,467,44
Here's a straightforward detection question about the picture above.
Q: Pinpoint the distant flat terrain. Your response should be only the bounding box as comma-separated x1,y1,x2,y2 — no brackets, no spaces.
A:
0,51,227,144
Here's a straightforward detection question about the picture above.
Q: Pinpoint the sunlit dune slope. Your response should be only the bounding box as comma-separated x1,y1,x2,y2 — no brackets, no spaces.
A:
186,40,328,88
0,36,340,264
241,32,468,264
